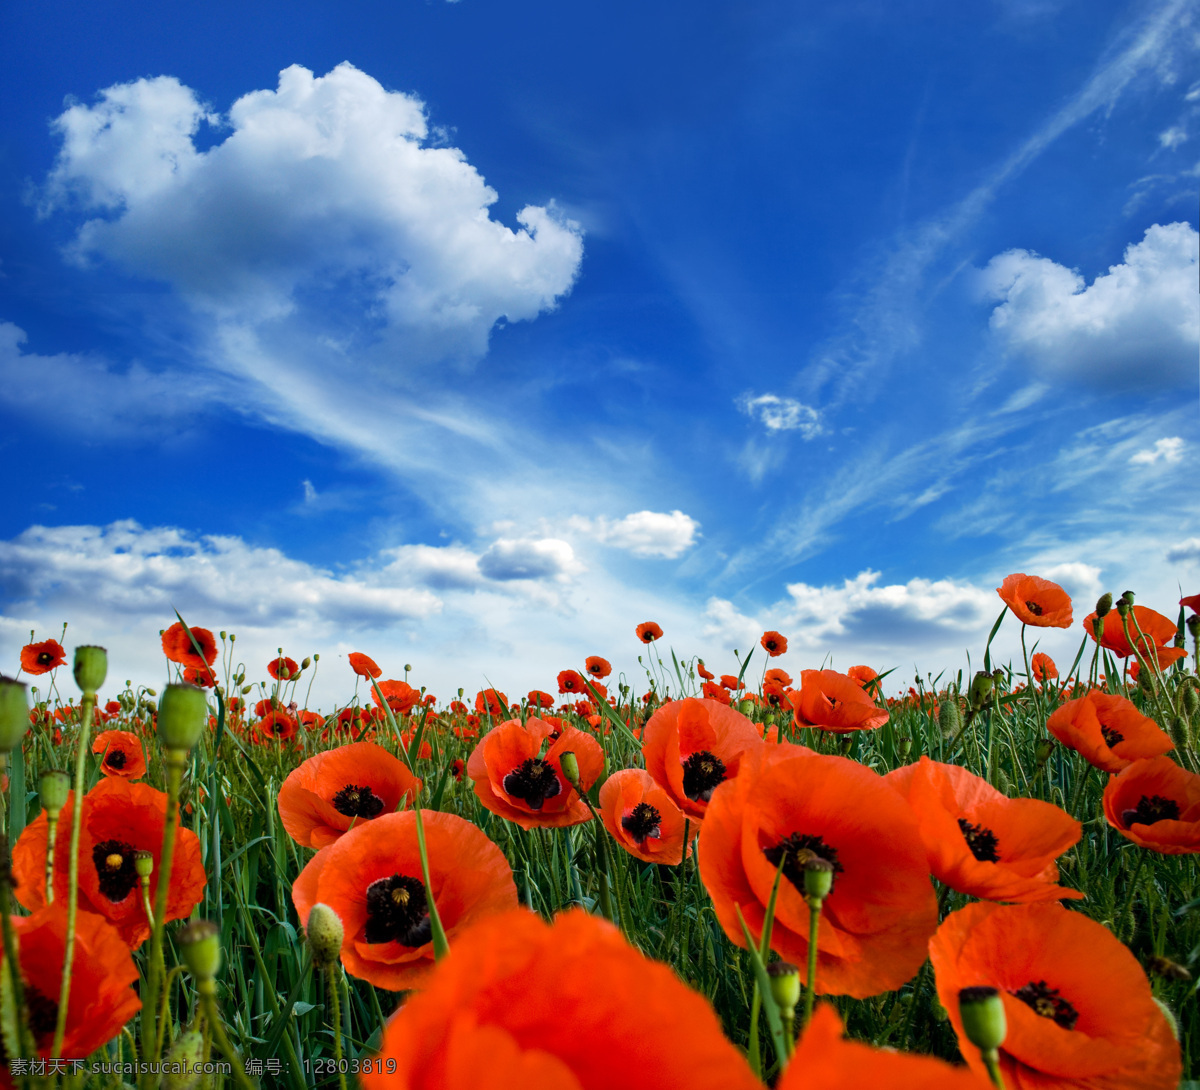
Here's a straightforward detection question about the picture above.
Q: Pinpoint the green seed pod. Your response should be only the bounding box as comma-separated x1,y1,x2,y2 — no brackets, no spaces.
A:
968,671,994,711
737,699,755,716
157,683,209,751
1095,593,1113,619
559,751,581,792
134,850,154,880
1170,716,1192,753
73,645,108,693
301,657,311,671
1183,683,1199,719
178,919,222,982
766,961,800,1018
0,678,30,753
305,903,345,968
38,769,70,814
1035,739,1055,766
958,986,1007,1051
938,698,962,738
803,856,835,903
162,1028,206,1090
1119,590,1136,607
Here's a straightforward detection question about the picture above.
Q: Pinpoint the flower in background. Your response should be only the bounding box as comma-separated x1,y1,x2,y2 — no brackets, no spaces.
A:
930,901,1181,1090
585,656,612,678
701,681,732,705
475,688,509,717
292,810,517,991
1047,691,1173,773
996,574,1074,628
636,621,664,643
161,622,218,669
557,669,586,695
374,679,422,716
1102,755,1200,854
183,664,217,687
1030,652,1058,682
268,655,300,680
1082,605,1186,668
760,630,788,656
92,730,147,781
348,652,382,679
20,638,67,675
1180,592,1200,613
846,665,878,690
360,908,762,1090
697,661,715,681
788,669,889,733
254,709,298,743
599,768,694,865
526,689,555,709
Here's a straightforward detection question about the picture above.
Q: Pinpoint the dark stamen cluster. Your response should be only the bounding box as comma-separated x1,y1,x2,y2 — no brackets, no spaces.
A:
1012,980,1079,1030
333,783,386,819
1100,725,1124,748
621,802,662,843
503,758,562,810
763,833,844,894
364,874,431,946
92,839,138,902
958,818,1001,862
1121,794,1180,828
36,651,55,667
105,750,127,769
26,985,59,1044
681,750,726,803
1024,600,1044,616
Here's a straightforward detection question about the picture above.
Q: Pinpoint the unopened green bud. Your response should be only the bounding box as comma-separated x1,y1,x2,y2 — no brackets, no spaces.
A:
968,671,994,710
229,633,236,642
404,664,413,674
803,856,835,903
73,645,107,693
559,751,581,792
1095,593,1113,618
0,678,30,753
938,699,962,738
241,685,253,695
134,850,154,879
157,684,208,750
38,769,69,814
1035,739,1055,766
958,986,1007,1051
301,657,311,671
1188,615,1200,638
178,919,222,981
738,699,755,715
162,1029,205,1090
1183,683,1200,719
766,961,801,1018
896,736,912,759
1170,717,1192,752
219,631,227,641
305,903,345,968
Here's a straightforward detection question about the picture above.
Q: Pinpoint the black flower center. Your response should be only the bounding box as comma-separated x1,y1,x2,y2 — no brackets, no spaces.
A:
763,833,844,893
502,758,562,810
1100,725,1124,748
621,802,662,843
1012,980,1079,1030
92,838,138,902
1025,600,1044,616
958,818,1000,862
26,984,59,1045
105,749,127,769
332,784,386,819
36,651,55,666
364,874,431,946
681,750,726,803
1121,794,1180,828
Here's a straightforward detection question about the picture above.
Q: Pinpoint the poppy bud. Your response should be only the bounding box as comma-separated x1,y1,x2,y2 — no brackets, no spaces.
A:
968,671,993,711
559,751,582,793
404,664,413,673
1119,590,1135,607
241,685,253,695
896,736,912,759
766,961,801,1018
1170,716,1192,752
229,633,237,643
301,657,311,670
312,652,318,661
38,768,69,814
738,699,755,715
73,645,108,693
134,850,154,880
803,856,835,903
162,1029,205,1090
1035,739,1055,766
1189,615,1200,639
178,919,222,982
145,688,157,697
1095,593,1113,618
1183,683,1200,719
305,903,344,968
0,678,30,753
158,683,208,751
958,986,1007,1051
938,699,962,738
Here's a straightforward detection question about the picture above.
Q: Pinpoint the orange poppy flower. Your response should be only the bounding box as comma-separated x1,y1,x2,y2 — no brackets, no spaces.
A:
886,757,1082,903
268,655,300,680
760,630,788,656
297,709,324,729
349,651,382,679
1046,691,1173,773
636,621,663,643
526,689,555,709
719,674,743,690
359,908,761,1090
466,717,605,830
788,669,889,733
930,901,1181,1089
642,697,764,824
697,661,715,681
13,778,206,948
91,729,147,780
698,743,936,997
765,667,793,686
557,669,586,695
182,664,217,687
598,768,694,865
278,741,422,848
475,688,509,716
701,680,733,705
19,638,66,675
161,621,218,668
762,678,788,708
585,656,612,678
845,665,877,689
1030,652,1058,682
1180,592,1200,613
292,810,517,991
997,574,1074,628
1082,605,1186,666
374,679,421,716
4,903,141,1065
1102,755,1200,853
254,709,297,743
776,1002,989,1090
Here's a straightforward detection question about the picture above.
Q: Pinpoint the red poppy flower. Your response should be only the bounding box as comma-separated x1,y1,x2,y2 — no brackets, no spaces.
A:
373,679,421,716
930,901,1181,1089
359,908,762,1090
698,743,937,997
268,655,300,680
1082,605,1186,666
161,621,218,668
697,662,715,681
599,768,694,865
92,730,147,781
1180,592,1200,613
886,757,1082,903
765,667,793,687
182,664,217,687
349,652,382,679
585,656,612,678
719,674,743,691
292,810,517,991
526,689,555,709
254,709,297,743
997,574,1074,628
776,1002,989,1090
1102,755,1200,853
701,681,732,705
557,669,586,694
636,621,664,643
297,709,324,729
475,688,509,716
13,778,206,948
19,638,66,675
845,665,877,689
1030,652,1058,682
760,630,788,656
278,741,422,848
3,903,141,1066
451,758,465,781
762,679,788,708
642,698,764,824
1046,690,1173,773
466,717,604,830
788,669,889,733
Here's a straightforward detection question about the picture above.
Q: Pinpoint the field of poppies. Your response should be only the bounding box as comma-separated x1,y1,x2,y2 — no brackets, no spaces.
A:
0,575,1197,1088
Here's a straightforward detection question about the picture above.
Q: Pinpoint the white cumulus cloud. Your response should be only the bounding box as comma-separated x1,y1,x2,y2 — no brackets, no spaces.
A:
570,510,700,559
737,393,823,438
1167,538,1200,562
1130,436,1186,465
979,222,1199,389
477,538,582,582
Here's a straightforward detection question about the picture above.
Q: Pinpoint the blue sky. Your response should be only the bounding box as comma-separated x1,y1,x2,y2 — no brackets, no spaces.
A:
0,0,1196,704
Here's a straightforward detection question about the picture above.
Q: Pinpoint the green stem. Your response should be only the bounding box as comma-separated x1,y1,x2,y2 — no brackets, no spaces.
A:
0,862,33,1066
982,1048,1007,1089
747,982,762,1078
803,897,821,1029
412,804,449,959
1068,764,1093,819
199,986,259,1090
326,968,348,1090
44,812,59,903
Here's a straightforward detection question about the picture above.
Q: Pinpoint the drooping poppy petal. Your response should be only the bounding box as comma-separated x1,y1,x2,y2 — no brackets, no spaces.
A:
291,809,517,991
698,743,937,998
997,574,1074,628
886,757,1082,903
348,652,382,679
19,639,66,675
1046,691,1173,773
359,908,762,1090
161,622,218,668
1102,755,1200,854
788,669,889,733
930,901,1181,1089
91,729,147,780
598,768,694,865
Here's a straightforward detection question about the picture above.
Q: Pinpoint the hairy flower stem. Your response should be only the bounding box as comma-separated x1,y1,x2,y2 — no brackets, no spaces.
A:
44,811,59,903
1019,627,1046,730
198,981,259,1090
52,689,96,1059
0,846,34,1066
803,897,821,1030
326,967,348,1090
